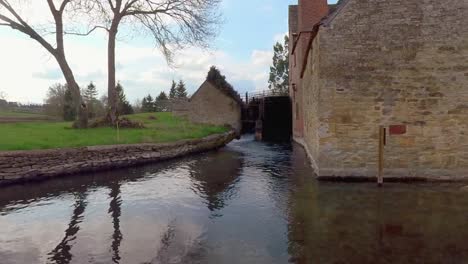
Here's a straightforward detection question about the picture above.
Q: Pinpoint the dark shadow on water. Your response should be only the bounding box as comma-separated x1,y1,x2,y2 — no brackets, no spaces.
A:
47,192,88,264
188,149,243,216
0,158,188,214
107,181,123,264
45,179,124,264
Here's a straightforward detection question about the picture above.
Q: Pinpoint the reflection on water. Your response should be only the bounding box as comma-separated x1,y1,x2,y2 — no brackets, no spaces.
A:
47,193,87,264
188,151,243,214
109,182,123,264
1,135,468,263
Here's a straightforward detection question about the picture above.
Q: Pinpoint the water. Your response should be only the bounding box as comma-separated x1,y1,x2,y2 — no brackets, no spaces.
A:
1,135,468,264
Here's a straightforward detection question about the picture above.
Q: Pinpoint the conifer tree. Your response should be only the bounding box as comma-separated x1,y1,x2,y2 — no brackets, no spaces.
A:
116,82,134,115
142,95,148,112
157,91,168,101
176,80,188,98
141,94,154,112
83,82,99,118
83,82,98,102
169,80,177,99
155,91,169,112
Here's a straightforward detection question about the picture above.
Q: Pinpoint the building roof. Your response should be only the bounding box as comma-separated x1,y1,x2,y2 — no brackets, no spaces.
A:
208,80,243,106
290,0,353,78
191,80,243,106
322,0,352,27
327,4,338,14
205,67,243,106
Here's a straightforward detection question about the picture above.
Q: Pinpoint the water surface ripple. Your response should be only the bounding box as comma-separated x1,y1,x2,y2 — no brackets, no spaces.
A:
1,135,468,263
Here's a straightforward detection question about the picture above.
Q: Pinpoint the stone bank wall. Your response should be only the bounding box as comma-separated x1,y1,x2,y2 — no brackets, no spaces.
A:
302,0,468,180
0,131,236,186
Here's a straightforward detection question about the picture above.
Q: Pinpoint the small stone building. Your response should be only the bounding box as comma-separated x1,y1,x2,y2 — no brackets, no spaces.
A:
184,80,242,133
290,0,468,180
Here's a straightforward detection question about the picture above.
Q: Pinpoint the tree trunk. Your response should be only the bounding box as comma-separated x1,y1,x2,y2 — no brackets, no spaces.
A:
107,25,118,125
53,9,88,128
55,52,88,128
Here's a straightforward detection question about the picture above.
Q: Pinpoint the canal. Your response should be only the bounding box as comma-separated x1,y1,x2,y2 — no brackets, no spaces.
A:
1,136,468,263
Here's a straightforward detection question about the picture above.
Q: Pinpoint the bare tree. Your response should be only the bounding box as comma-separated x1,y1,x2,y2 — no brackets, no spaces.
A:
44,83,68,118
0,0,88,127
76,0,222,124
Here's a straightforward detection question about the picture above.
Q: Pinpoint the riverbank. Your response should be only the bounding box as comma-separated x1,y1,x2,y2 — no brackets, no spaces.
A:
0,130,236,186
0,113,228,151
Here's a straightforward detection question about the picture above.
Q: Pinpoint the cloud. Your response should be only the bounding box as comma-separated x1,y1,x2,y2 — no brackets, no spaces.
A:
274,32,289,43
0,18,282,104
32,68,63,80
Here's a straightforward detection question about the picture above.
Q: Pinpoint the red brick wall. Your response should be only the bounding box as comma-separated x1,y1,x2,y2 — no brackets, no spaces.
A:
298,0,328,71
290,0,328,139
298,0,329,31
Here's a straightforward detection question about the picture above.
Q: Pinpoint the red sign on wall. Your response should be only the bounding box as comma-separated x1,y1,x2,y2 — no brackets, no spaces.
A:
389,125,407,135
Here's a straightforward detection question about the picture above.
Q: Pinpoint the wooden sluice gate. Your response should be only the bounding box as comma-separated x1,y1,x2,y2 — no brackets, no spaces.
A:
242,91,292,142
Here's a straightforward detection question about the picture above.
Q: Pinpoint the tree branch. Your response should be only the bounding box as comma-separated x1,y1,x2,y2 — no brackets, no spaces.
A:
59,0,72,13
64,25,109,36
0,9,56,55
46,0,57,13
107,0,115,12
121,0,137,14
125,8,167,16
0,0,31,27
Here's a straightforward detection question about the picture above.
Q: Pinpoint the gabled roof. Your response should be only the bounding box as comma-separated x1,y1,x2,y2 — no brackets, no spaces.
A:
290,0,352,79
327,4,339,14
191,80,243,106
321,0,352,27
205,67,243,105
208,80,243,106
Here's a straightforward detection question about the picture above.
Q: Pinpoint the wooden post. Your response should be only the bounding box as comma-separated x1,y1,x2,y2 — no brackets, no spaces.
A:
378,126,385,186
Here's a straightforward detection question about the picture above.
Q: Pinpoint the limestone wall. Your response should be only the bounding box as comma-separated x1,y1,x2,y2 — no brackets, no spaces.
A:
0,131,236,186
302,36,322,171
186,81,242,133
302,0,468,179
171,99,190,116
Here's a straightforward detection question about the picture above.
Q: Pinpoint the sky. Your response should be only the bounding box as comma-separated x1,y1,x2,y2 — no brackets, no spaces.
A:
0,0,338,104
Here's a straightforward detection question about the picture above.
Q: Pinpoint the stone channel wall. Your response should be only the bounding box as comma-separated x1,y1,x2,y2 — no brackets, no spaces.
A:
300,0,468,180
0,131,236,186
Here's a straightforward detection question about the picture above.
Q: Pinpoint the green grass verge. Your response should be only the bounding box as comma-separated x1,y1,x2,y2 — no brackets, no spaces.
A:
0,112,229,151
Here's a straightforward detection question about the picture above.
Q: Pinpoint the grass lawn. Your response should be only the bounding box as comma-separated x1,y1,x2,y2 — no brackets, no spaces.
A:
0,112,228,151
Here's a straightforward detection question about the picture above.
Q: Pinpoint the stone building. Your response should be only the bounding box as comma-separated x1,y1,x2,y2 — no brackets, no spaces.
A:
289,0,468,180
181,80,243,133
